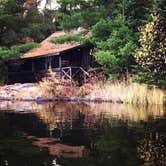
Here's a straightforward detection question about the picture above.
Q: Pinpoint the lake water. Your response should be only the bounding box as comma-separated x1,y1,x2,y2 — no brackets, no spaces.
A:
0,101,165,166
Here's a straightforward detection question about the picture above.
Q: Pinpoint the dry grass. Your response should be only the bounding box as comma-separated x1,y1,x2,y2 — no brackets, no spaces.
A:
38,76,165,105
87,82,165,105
38,78,78,98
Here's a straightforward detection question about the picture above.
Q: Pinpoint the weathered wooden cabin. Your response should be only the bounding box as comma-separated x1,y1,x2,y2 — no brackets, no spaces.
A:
9,29,96,84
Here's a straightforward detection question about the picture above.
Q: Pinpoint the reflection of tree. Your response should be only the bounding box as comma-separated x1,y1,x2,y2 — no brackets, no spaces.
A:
93,126,140,166
60,118,166,166
138,120,166,165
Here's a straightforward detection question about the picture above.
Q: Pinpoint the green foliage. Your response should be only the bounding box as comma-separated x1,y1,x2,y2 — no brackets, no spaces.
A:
0,0,57,46
112,0,153,29
21,23,54,42
50,34,89,44
0,42,39,83
133,72,154,84
153,0,166,18
0,0,57,83
57,0,109,30
12,42,40,54
57,0,155,32
56,0,166,81
135,14,166,84
0,42,39,60
133,72,166,88
0,0,165,86
91,19,112,42
50,34,82,44
0,47,18,60
95,51,117,72
93,15,137,74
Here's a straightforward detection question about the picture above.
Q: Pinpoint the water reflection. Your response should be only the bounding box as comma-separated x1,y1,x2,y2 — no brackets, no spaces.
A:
0,101,165,123
27,136,87,158
0,101,165,166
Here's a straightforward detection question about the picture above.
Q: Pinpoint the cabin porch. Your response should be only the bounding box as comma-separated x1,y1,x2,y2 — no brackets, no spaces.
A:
8,45,94,84
8,66,90,84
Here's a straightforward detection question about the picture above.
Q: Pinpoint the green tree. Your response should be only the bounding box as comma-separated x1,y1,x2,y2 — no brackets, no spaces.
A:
93,16,137,75
0,0,57,83
0,0,57,45
111,0,153,30
57,0,112,30
0,0,25,46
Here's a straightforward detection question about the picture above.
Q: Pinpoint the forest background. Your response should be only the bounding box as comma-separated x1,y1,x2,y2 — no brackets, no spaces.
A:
0,0,165,88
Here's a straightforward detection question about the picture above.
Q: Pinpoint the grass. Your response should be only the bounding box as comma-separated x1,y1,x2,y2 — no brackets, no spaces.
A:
38,75,165,106
87,82,165,105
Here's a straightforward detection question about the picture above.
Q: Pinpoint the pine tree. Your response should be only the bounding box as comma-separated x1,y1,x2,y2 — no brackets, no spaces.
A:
57,0,112,30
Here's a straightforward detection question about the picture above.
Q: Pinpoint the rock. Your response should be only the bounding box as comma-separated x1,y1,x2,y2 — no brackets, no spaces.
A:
116,100,124,104
36,97,51,103
11,83,36,92
0,96,14,101
21,98,36,102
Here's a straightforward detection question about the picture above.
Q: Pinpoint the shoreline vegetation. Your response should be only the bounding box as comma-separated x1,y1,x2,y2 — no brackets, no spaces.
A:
0,78,165,106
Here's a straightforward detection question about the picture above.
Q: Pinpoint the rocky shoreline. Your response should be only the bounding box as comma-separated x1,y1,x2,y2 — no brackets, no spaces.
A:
0,83,123,104
0,96,124,104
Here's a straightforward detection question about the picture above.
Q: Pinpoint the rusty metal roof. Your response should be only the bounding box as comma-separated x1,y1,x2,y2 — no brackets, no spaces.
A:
21,29,89,59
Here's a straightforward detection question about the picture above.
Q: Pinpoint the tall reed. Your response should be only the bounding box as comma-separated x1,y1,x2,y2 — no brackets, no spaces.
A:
87,82,165,105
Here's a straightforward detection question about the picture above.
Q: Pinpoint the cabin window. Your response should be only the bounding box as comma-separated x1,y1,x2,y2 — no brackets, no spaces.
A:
51,56,59,68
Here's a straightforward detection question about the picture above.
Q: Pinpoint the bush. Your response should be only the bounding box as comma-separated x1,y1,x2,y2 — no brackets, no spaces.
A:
133,72,166,88
133,72,153,84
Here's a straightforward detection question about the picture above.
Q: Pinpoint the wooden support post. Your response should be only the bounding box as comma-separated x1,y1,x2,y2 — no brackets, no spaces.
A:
59,56,62,78
69,67,72,82
69,67,72,86
32,61,34,72
84,73,86,84
45,58,48,70
48,57,51,69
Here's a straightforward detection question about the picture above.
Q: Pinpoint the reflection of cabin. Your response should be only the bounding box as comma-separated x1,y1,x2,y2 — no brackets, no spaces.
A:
9,29,96,84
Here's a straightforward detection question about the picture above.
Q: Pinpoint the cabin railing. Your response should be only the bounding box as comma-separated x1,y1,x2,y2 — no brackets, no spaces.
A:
8,66,90,84
60,66,90,83
61,67,72,80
